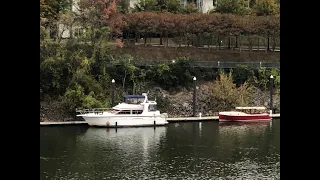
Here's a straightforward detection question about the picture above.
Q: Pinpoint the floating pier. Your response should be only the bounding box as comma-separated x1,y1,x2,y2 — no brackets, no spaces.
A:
40,114,280,126
167,113,280,122
40,121,88,126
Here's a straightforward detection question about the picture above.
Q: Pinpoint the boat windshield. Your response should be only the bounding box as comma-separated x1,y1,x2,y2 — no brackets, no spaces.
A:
124,95,145,104
240,109,266,114
235,107,267,114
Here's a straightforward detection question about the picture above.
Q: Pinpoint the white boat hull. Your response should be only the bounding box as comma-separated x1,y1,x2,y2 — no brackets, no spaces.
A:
76,93,169,127
219,111,271,122
79,114,168,127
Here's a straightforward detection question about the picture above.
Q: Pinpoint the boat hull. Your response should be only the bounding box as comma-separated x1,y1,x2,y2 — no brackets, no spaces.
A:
219,112,271,122
79,115,168,127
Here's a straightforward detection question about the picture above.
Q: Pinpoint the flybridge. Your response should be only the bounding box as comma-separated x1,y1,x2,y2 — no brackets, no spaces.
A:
124,95,147,104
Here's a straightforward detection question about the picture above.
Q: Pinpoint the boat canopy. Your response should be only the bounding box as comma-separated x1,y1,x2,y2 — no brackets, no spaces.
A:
235,106,266,110
123,95,146,104
124,95,145,99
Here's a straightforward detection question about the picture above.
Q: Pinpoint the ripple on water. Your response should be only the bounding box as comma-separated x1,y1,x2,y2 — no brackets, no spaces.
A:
40,122,280,179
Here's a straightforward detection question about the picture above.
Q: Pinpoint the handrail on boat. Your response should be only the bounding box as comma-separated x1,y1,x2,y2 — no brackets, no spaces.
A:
76,108,112,114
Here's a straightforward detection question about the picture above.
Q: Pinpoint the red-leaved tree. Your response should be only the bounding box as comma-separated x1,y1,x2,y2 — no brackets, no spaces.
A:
78,0,124,47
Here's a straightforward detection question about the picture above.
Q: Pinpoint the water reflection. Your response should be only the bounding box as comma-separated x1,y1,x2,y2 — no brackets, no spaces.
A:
217,121,280,179
40,120,280,179
81,127,166,162
219,122,269,137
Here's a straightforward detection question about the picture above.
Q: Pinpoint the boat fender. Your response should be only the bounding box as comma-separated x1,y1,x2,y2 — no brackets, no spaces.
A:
106,121,110,126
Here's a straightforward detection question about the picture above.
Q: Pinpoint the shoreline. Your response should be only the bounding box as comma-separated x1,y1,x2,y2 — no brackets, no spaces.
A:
40,114,280,125
41,81,280,122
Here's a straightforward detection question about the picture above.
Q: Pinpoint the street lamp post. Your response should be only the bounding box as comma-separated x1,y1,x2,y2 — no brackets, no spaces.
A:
269,75,273,114
111,79,115,107
193,76,197,117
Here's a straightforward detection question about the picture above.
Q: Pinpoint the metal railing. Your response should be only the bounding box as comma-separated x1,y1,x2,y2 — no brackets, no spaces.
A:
108,61,280,68
76,108,112,114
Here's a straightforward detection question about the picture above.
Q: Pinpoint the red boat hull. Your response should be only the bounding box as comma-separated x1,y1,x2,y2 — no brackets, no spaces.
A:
219,113,271,122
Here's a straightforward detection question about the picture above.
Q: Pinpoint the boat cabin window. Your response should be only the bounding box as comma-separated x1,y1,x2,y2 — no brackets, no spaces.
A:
148,104,157,111
237,108,266,114
132,110,143,114
124,95,145,104
110,109,120,114
117,110,131,114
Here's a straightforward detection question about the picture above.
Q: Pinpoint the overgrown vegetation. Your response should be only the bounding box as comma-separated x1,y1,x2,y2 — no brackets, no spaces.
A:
210,71,253,111
40,43,280,114
40,0,280,119
212,0,279,16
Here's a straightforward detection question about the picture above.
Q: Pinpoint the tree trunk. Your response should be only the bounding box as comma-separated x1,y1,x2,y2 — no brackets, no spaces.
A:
209,36,213,51
123,70,127,91
264,36,268,53
135,33,138,43
267,37,270,51
160,33,163,45
257,37,259,51
144,34,147,47
272,36,276,52
132,80,136,95
239,34,242,52
179,33,182,47
215,36,218,49
235,36,238,48
228,36,231,49
184,33,187,48
166,33,168,47
192,33,194,46
70,25,73,39
249,36,252,53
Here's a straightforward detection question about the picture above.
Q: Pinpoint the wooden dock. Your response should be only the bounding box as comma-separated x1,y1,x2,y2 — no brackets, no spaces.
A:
167,116,219,122
40,114,279,125
40,121,88,126
167,113,280,122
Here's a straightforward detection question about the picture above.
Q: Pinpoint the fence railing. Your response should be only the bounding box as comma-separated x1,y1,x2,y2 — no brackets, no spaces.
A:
108,61,280,68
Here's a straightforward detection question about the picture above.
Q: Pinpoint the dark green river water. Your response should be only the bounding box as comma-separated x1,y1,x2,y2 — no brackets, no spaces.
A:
40,120,280,179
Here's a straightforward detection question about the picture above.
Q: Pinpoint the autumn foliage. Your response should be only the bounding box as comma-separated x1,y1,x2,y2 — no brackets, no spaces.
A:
118,12,279,38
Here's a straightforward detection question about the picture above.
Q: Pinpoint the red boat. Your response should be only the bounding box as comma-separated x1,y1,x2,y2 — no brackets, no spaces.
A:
219,106,271,122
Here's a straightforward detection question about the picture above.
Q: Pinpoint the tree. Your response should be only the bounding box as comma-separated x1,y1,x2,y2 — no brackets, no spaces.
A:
133,0,160,12
210,71,252,110
40,0,124,110
56,11,76,43
253,0,280,16
166,0,181,13
41,0,73,38
40,0,52,20
77,0,124,47
214,0,247,15
180,3,199,14
117,0,130,13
